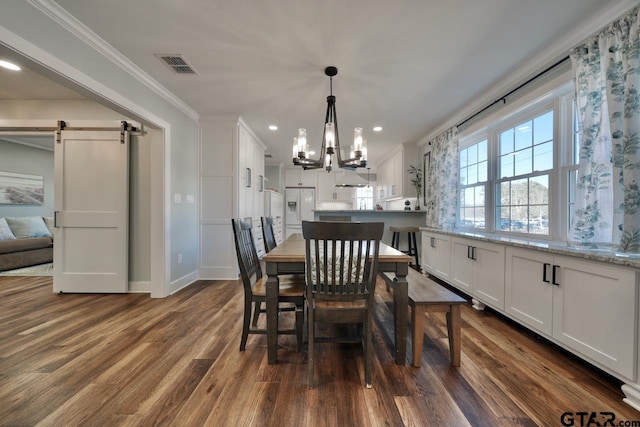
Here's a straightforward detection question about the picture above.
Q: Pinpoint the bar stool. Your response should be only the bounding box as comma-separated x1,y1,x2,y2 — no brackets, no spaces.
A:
390,226,420,270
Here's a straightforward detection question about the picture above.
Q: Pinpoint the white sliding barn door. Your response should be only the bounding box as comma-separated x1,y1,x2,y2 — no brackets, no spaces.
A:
53,129,129,293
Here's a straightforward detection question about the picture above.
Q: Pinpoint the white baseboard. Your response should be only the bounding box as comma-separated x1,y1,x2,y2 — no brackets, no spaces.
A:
129,281,151,293
169,270,199,295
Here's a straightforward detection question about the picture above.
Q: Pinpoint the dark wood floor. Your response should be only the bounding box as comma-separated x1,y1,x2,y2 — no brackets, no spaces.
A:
1,275,638,426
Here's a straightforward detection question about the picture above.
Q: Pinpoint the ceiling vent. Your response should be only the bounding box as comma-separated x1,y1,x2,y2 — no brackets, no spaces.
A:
264,154,273,158
155,54,198,75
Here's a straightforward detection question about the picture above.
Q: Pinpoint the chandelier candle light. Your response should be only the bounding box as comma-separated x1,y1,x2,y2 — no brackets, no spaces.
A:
292,66,368,172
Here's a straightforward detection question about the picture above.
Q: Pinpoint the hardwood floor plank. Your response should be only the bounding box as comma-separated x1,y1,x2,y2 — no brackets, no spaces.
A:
0,276,638,426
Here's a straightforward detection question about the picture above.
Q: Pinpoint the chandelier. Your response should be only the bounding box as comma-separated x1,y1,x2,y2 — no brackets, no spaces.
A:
292,66,367,172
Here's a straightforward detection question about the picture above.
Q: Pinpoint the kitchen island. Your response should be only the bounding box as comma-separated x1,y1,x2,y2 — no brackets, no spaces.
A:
313,209,426,251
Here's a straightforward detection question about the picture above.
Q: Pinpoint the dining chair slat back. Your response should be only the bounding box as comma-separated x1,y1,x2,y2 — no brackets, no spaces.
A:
261,216,277,253
302,220,384,388
231,217,305,351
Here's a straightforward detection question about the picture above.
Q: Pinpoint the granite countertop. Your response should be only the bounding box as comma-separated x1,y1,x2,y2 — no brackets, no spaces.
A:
420,227,640,269
313,209,426,213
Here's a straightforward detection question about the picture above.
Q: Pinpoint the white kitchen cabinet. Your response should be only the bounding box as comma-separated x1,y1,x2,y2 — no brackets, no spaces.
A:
377,143,418,201
238,125,254,219
316,172,336,201
284,168,316,187
505,246,637,379
451,237,505,310
505,247,554,335
199,117,266,279
552,255,636,379
264,190,284,245
421,231,451,281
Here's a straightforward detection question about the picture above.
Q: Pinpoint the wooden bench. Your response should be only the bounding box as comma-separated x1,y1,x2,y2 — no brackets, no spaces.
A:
383,269,466,367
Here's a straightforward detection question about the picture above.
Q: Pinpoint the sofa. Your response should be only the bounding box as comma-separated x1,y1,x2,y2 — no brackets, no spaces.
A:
0,216,54,271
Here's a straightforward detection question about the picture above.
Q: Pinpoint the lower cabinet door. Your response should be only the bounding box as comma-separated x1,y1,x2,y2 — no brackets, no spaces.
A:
473,241,505,310
553,256,637,380
505,247,554,335
450,238,473,293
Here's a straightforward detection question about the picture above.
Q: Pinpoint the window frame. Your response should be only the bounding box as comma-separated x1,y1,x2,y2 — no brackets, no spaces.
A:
456,81,575,241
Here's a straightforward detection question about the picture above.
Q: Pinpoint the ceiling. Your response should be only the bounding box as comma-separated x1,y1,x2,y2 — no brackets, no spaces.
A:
1,0,631,168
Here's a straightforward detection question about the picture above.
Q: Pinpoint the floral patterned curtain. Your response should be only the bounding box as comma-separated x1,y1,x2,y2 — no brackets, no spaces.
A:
569,7,640,252
425,127,459,229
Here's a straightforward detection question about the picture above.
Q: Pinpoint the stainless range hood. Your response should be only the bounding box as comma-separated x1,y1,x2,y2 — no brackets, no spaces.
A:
333,170,376,188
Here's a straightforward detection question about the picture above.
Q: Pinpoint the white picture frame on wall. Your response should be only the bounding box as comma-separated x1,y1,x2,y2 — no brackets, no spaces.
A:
0,170,44,205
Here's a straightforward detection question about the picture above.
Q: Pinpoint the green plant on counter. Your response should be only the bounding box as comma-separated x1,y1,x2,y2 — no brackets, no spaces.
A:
407,164,422,209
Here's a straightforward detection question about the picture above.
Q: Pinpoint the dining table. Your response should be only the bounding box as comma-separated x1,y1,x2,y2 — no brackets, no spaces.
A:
263,233,413,365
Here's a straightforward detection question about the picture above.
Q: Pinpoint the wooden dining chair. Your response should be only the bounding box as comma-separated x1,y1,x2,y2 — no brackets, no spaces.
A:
261,216,277,253
231,218,305,352
302,220,384,388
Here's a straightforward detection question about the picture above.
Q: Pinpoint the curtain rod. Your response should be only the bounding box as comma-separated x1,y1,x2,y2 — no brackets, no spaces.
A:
456,55,571,129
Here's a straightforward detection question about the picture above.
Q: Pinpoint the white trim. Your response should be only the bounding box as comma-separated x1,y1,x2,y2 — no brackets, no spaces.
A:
418,0,640,146
27,0,199,122
129,281,151,293
169,270,198,295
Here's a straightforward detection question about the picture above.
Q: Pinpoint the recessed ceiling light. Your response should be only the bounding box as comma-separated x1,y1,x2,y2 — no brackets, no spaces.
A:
268,125,278,131
0,60,20,71
373,126,383,132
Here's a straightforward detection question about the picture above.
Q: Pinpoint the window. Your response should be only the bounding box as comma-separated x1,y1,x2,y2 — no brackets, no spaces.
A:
356,185,373,210
496,110,553,235
456,81,575,239
457,140,487,229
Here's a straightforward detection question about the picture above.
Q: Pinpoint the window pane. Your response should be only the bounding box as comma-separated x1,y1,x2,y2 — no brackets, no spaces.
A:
474,185,484,206
514,148,532,176
529,206,549,235
496,207,509,230
474,207,485,228
533,141,553,171
460,148,468,168
477,161,488,182
500,129,513,154
530,175,549,204
467,144,478,165
459,188,467,207
500,155,514,178
459,166,467,185
511,178,528,206
465,188,475,206
467,163,478,185
515,120,532,151
500,181,510,205
534,111,553,144
478,140,488,162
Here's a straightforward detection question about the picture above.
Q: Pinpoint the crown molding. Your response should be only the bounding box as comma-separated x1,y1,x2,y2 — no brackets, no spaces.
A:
28,0,200,122
418,0,640,146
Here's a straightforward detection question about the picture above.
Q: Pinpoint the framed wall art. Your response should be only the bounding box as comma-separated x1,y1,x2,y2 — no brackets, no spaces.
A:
0,171,44,205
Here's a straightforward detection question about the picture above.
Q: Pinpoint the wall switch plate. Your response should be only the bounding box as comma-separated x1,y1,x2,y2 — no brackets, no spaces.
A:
177,253,183,264
186,194,195,204
174,193,182,203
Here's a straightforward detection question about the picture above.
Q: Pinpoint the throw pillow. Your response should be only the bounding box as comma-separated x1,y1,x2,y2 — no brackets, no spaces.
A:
43,216,55,235
0,218,16,240
5,216,52,239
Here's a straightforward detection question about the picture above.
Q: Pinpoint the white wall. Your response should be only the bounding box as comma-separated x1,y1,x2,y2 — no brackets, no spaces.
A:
0,3,200,295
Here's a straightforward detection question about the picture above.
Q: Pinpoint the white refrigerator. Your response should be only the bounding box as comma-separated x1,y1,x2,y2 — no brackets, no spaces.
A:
285,188,315,238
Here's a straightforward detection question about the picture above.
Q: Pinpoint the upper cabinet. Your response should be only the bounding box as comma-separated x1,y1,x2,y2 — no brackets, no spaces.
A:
284,168,316,187
377,143,419,201
316,171,354,204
